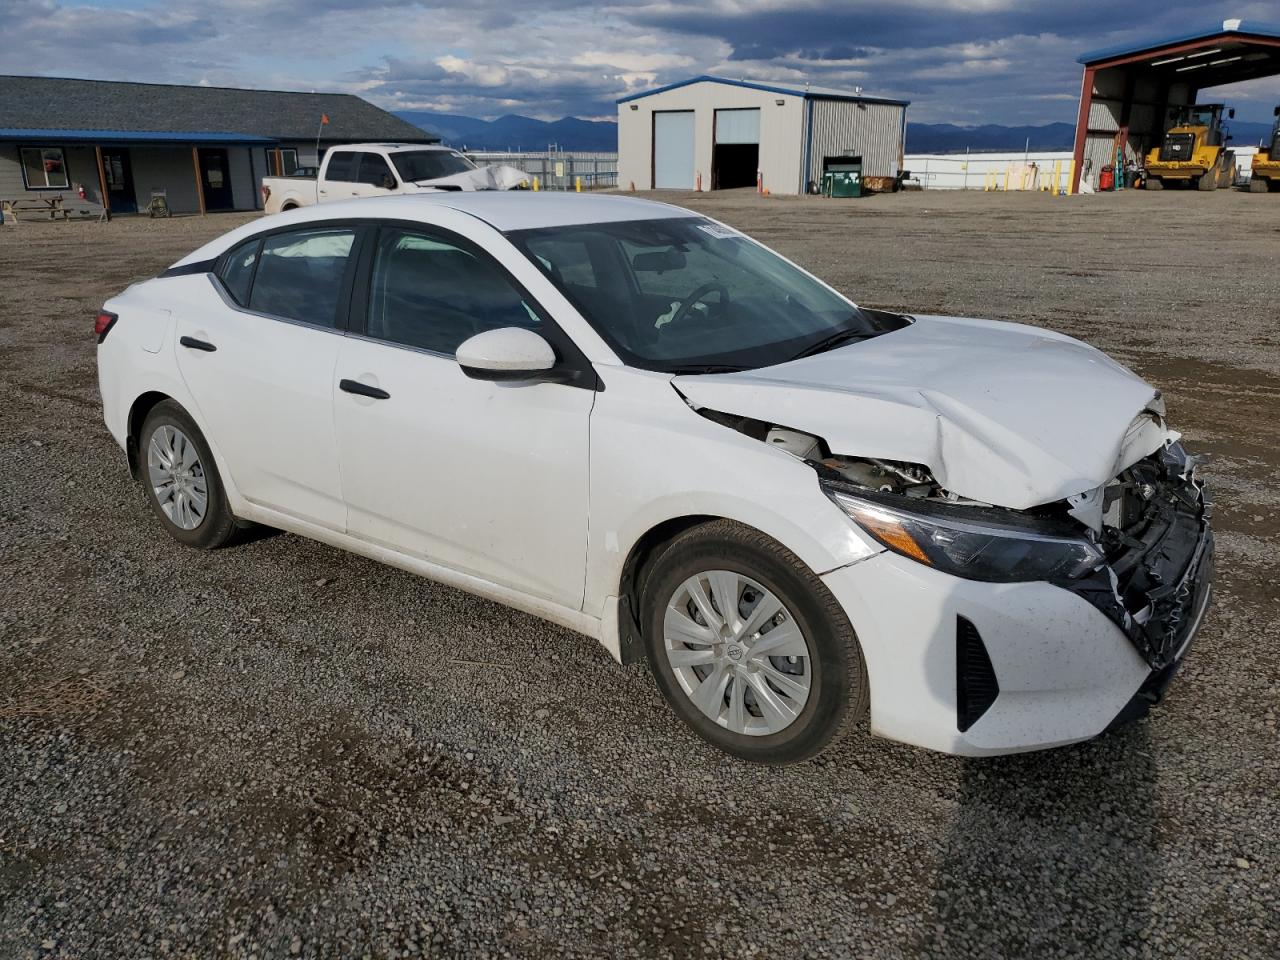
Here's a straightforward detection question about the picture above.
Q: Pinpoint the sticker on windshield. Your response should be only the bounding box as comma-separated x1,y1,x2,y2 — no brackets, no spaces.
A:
697,223,741,240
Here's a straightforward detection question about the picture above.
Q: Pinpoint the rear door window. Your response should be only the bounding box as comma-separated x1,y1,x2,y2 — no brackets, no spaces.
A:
248,228,357,328
324,152,357,182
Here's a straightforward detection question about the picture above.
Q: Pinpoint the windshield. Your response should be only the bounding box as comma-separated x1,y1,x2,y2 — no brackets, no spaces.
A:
507,217,903,371
390,150,477,182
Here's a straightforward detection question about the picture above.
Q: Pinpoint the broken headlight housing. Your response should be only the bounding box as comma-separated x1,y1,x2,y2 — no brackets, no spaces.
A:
824,485,1105,583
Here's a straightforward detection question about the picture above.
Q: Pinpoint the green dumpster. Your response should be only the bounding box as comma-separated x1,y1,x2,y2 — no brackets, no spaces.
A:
822,162,863,198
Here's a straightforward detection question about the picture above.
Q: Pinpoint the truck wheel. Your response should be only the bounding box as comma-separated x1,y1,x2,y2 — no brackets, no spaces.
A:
1145,177,1163,191
1220,162,1236,189
1197,169,1217,191
1249,177,1268,193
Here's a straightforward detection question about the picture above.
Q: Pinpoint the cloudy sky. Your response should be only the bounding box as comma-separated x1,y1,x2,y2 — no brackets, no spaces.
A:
6,0,1280,123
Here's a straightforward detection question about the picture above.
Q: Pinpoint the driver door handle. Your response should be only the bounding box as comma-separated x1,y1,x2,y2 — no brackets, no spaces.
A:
339,378,390,400
180,336,216,352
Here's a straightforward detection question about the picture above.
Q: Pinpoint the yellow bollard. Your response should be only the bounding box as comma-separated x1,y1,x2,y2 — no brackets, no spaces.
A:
1067,160,1076,196
575,176,581,193
1003,167,1010,192
1054,160,1063,196
532,177,540,192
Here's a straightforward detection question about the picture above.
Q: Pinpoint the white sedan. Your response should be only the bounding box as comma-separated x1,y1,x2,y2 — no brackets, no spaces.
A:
96,193,1213,764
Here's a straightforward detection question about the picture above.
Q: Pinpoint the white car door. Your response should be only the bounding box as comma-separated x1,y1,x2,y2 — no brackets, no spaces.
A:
173,224,361,530
332,224,595,608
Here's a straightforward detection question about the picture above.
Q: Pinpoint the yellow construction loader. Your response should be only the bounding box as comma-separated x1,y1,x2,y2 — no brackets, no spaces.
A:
1144,104,1236,191
1248,105,1280,193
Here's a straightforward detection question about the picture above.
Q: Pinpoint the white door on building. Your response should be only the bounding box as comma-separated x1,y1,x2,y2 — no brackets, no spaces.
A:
653,111,696,189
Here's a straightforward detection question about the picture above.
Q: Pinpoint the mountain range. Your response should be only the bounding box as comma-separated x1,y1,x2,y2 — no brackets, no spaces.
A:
395,110,1276,155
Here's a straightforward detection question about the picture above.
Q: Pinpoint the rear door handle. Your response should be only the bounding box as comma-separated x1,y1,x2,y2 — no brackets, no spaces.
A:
339,378,390,400
180,336,216,352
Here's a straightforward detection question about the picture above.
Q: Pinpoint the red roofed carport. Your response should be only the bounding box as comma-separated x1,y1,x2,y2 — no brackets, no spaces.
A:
1072,18,1280,193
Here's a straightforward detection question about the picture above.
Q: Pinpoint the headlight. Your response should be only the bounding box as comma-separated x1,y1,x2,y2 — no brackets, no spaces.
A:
825,485,1104,583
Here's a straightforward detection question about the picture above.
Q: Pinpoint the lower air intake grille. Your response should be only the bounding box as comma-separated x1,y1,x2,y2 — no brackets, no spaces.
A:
956,616,999,733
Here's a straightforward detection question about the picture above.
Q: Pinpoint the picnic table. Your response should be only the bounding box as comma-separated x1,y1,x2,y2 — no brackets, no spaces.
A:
0,195,70,224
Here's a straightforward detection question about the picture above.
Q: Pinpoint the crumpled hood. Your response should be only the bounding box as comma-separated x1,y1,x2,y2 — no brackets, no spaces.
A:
410,164,529,192
674,315,1172,510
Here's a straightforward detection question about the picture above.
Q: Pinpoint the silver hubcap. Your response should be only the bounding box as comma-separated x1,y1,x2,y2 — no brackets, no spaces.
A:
147,425,208,530
664,570,812,737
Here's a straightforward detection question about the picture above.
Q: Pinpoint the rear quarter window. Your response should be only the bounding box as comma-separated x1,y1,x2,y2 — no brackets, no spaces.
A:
218,239,260,305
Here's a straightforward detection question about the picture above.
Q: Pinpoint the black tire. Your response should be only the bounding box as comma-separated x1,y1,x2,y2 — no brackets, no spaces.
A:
1145,177,1163,191
138,400,239,549
640,520,869,765
1197,168,1217,191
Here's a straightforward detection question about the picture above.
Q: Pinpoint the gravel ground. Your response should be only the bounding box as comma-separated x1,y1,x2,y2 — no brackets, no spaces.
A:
1,189,1277,959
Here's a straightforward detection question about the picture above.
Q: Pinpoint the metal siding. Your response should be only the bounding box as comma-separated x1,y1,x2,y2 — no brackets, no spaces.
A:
1088,99,1122,131
617,81,806,194
714,108,760,144
653,111,695,189
805,98,905,186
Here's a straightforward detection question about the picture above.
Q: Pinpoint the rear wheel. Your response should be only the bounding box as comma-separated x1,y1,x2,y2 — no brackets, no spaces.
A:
1145,177,1163,190
1197,167,1218,191
140,401,239,549
641,520,868,765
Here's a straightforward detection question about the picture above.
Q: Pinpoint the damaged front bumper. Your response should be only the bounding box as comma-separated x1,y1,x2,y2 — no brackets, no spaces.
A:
817,443,1213,756
1062,443,1214,723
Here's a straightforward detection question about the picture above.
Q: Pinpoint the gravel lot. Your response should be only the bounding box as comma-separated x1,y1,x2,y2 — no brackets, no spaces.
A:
1,189,1277,959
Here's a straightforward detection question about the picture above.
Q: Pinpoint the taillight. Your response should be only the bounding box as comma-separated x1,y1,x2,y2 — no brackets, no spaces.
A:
95,310,118,343
262,184,271,203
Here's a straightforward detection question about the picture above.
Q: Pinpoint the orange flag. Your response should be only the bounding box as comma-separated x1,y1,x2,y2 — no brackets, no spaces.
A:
321,114,330,125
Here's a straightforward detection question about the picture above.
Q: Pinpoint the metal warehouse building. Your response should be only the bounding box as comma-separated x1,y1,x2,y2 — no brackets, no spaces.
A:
1071,18,1280,191
617,76,909,196
0,76,436,217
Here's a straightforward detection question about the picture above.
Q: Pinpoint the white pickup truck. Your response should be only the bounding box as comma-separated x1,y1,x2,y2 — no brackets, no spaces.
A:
260,143,528,214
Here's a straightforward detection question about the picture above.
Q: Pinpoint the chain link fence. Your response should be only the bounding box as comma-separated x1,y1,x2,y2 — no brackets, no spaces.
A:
464,152,618,190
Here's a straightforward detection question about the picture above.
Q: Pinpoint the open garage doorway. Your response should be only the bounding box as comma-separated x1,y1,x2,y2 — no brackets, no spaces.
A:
713,108,760,189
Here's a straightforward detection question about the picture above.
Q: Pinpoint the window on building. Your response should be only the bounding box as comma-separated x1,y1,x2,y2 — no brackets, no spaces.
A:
21,147,70,190
280,148,299,175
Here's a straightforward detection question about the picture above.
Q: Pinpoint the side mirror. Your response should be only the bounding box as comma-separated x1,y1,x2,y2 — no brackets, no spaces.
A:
1228,108,1236,119
1274,105,1280,117
380,174,397,190
456,328,557,382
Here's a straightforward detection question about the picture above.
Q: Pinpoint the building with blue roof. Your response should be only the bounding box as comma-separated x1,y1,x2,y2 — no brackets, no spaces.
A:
616,75,909,196
0,76,437,216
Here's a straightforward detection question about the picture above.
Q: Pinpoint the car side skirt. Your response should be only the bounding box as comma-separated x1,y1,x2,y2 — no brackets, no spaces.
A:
238,502,604,644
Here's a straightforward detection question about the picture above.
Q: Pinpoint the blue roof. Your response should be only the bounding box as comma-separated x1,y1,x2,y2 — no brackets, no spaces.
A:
1078,19,1280,65
0,128,278,144
617,75,909,108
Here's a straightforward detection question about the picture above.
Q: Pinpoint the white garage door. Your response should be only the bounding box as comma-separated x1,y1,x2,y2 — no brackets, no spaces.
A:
653,111,695,189
715,108,760,144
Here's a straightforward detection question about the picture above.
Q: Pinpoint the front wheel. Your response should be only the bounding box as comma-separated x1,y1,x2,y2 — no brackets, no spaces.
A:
641,520,868,764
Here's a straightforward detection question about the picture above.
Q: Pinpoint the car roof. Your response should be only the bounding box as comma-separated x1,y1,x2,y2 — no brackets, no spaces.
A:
169,193,700,268
326,192,700,232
